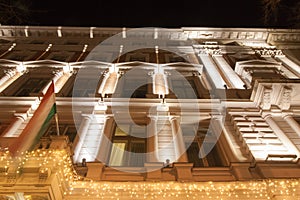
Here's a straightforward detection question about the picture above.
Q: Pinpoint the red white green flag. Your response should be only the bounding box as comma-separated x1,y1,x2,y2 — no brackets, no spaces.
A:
9,81,57,155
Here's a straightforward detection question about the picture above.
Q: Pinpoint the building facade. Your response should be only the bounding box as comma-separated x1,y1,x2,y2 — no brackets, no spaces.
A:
0,26,300,199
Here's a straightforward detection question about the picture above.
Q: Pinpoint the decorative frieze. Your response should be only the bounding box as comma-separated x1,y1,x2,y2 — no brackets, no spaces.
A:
197,46,222,55
254,48,283,57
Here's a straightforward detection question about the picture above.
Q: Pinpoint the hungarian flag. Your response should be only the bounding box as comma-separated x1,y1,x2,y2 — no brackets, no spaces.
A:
9,81,57,155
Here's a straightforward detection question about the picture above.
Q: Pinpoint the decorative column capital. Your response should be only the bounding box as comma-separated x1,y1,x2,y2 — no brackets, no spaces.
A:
81,113,94,120
13,113,28,121
3,69,16,77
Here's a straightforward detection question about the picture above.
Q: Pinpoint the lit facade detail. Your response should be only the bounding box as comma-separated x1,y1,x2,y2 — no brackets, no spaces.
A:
0,26,300,199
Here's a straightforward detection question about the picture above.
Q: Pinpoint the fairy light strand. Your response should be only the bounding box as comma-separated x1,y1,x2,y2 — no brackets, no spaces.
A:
0,148,299,199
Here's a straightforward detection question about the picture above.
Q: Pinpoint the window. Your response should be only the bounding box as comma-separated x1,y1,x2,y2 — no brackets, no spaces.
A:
223,53,259,69
109,124,147,167
15,78,50,96
168,76,200,99
60,71,104,97
72,78,99,97
185,141,223,167
182,123,224,167
121,79,150,98
115,69,152,98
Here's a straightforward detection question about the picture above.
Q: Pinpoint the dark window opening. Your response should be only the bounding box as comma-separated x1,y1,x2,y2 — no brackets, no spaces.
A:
15,78,50,96
168,77,200,99
186,142,223,167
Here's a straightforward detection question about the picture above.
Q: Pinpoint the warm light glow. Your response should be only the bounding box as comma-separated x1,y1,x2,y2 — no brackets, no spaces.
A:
0,149,299,199
94,99,108,111
16,63,26,72
153,73,169,95
30,98,40,111
98,72,119,96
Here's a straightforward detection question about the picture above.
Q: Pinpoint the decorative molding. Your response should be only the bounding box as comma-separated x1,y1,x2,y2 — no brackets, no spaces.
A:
196,46,222,55
254,48,283,57
278,86,293,110
260,86,272,110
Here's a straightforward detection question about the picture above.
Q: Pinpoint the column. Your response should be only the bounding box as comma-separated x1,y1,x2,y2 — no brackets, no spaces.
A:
41,70,66,94
276,55,300,78
212,55,245,89
98,72,119,96
96,116,114,164
198,53,226,89
283,115,300,137
54,70,72,93
217,118,250,162
0,69,23,93
73,115,92,163
2,113,27,137
0,69,16,86
144,117,164,181
264,114,300,158
153,73,169,96
170,117,188,162
146,117,159,162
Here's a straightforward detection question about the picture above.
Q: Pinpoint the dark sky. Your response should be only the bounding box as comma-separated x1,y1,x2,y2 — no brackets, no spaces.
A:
29,0,265,28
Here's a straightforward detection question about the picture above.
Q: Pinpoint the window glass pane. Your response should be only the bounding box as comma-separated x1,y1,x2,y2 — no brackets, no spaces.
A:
115,126,129,136
109,142,126,166
110,124,147,167
129,142,146,166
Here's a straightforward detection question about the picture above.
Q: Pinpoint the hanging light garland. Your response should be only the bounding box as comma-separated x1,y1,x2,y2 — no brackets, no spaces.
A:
0,149,299,199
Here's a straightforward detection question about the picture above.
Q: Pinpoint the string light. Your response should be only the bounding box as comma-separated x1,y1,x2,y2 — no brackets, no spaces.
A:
0,148,299,199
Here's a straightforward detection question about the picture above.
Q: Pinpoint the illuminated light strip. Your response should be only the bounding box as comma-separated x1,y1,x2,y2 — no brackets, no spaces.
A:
8,43,16,51
36,44,53,60
154,28,158,39
0,43,16,58
122,27,126,38
57,26,62,37
0,149,299,199
76,44,88,62
153,73,169,96
90,27,95,38
24,26,29,37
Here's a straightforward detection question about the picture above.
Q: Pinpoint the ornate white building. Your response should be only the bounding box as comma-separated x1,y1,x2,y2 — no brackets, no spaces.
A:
0,26,300,199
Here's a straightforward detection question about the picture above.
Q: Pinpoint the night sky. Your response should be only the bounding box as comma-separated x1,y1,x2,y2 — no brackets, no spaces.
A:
28,0,266,28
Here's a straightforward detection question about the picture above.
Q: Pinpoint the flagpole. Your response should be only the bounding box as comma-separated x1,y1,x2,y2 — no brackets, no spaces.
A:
55,112,60,136
52,80,60,136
